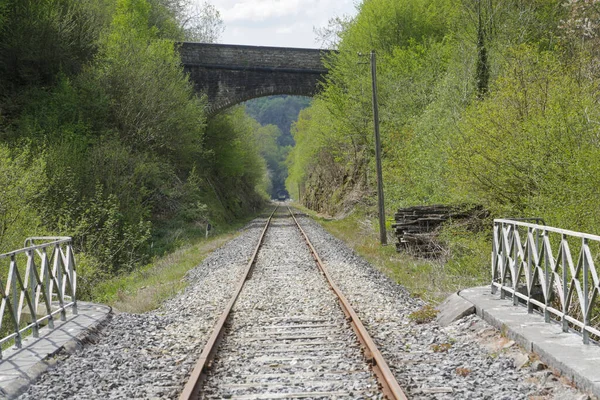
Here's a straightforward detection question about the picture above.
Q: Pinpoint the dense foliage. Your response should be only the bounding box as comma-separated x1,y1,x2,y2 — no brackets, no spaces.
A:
0,0,267,296
287,0,600,278
288,0,599,226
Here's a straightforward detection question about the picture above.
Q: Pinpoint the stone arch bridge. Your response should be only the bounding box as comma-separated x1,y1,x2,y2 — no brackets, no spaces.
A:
179,42,333,116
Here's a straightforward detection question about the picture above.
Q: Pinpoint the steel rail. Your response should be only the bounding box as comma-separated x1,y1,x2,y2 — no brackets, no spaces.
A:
179,206,278,400
287,206,408,400
180,206,407,399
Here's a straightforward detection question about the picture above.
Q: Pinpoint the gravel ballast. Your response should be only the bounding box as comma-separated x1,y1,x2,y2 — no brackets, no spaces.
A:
18,215,270,400
200,211,381,399
16,208,594,399
296,212,592,400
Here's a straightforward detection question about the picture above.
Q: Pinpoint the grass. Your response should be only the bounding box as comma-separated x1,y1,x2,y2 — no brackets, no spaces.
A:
85,198,489,313
431,342,453,353
409,304,439,323
294,203,489,303
90,216,257,313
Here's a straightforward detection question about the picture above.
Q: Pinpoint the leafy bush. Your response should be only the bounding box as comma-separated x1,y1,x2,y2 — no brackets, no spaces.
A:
451,45,600,233
0,145,46,254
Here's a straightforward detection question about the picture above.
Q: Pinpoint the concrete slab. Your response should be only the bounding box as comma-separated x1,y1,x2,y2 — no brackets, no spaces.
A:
460,286,600,398
0,302,111,399
436,292,475,326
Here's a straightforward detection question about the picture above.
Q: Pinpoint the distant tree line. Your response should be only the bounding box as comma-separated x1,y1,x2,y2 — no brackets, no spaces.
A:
245,96,311,199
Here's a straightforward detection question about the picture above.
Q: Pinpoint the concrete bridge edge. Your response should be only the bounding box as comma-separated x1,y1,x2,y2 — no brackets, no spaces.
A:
0,302,113,400
458,286,600,399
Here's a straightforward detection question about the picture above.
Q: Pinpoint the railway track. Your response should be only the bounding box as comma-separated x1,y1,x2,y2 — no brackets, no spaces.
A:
180,206,407,400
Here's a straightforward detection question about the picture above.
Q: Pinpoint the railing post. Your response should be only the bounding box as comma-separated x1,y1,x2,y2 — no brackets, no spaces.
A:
582,238,589,344
491,222,497,294
42,248,54,329
10,256,22,348
500,223,507,300
68,243,77,315
54,244,66,321
527,227,533,314
543,230,550,323
561,234,569,333
513,223,519,306
27,250,40,338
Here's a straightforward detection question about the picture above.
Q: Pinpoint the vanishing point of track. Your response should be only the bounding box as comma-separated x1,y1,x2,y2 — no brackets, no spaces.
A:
179,206,407,400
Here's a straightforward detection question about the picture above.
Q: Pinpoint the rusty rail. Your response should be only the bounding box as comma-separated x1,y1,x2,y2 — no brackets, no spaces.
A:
288,207,408,400
179,207,277,400
180,206,407,399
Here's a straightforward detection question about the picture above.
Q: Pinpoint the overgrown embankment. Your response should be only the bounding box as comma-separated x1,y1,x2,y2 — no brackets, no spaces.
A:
288,0,600,290
295,204,487,302
0,0,270,299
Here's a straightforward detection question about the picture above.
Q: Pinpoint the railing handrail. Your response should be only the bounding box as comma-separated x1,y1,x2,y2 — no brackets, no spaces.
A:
24,236,72,246
0,237,72,259
492,218,600,344
494,218,600,241
504,217,546,225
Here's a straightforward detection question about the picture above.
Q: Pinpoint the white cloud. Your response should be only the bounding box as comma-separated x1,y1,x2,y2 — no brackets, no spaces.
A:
208,0,358,48
275,23,299,35
221,0,308,23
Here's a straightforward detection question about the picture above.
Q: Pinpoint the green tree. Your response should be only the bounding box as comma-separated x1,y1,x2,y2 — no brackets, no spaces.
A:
202,107,268,217
245,96,311,146
245,95,311,198
0,145,46,253
451,45,600,231
0,0,109,94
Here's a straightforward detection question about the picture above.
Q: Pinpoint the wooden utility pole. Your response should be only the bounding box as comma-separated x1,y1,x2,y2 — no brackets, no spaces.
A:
370,50,387,245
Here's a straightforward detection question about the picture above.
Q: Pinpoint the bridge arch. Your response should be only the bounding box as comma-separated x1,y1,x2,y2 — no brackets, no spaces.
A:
179,43,332,116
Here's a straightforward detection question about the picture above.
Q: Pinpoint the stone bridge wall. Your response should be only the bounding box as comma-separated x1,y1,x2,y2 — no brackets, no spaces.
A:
179,43,332,115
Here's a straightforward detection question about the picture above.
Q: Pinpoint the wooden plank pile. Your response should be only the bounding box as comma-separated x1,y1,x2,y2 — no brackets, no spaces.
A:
393,205,478,258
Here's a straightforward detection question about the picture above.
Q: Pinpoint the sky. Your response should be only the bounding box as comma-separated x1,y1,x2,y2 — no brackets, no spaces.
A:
211,0,359,48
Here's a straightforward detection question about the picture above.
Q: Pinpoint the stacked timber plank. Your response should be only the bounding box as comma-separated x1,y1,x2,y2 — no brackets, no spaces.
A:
393,205,477,258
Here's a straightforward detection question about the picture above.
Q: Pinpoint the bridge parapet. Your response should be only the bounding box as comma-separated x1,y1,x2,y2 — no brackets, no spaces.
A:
179,42,330,70
492,219,600,343
0,237,77,357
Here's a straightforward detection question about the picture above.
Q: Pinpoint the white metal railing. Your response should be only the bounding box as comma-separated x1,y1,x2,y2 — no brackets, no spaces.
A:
0,237,77,358
492,219,600,344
